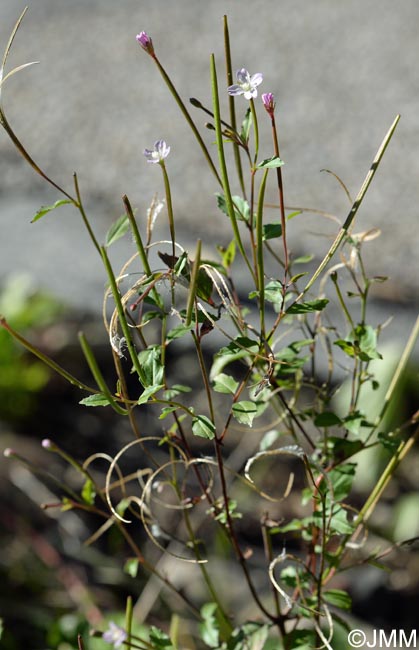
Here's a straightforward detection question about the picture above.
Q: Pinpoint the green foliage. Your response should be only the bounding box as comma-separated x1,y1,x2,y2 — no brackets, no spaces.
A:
31,199,72,223
105,213,130,247
0,10,414,650
0,275,64,421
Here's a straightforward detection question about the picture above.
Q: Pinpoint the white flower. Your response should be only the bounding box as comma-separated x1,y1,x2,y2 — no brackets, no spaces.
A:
102,621,127,648
143,139,170,164
228,68,263,100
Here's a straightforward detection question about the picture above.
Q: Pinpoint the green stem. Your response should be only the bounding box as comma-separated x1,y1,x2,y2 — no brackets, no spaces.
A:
270,114,289,284
256,168,269,340
78,332,128,415
331,272,355,331
100,246,146,385
223,15,246,197
367,312,419,442
327,424,419,580
0,316,94,392
185,239,202,326
160,160,176,259
0,108,75,202
210,54,255,283
249,98,259,163
125,595,133,649
73,173,101,254
152,55,222,186
293,115,400,304
268,114,401,339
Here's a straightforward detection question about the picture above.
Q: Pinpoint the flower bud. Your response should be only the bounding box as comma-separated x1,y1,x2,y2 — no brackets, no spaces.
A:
262,92,276,117
136,31,154,56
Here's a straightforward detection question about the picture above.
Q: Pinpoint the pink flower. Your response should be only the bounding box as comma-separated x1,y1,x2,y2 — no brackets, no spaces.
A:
262,92,276,117
136,31,154,55
228,68,263,100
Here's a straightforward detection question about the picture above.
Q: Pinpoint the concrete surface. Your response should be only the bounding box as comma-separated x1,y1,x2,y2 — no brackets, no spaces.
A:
0,1,418,313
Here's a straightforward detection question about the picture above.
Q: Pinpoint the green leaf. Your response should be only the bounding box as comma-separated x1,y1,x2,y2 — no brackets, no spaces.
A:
210,336,258,379
31,199,72,223
334,339,356,357
227,623,270,650
137,384,164,405
329,463,356,501
192,415,216,439
335,325,382,362
287,299,329,314
212,373,239,394
232,400,260,427
323,589,352,611
163,384,192,400
257,155,285,169
79,393,112,407
314,412,342,427
240,107,252,143
378,431,401,453
328,507,354,535
290,272,308,283
159,405,179,420
343,411,365,435
262,222,282,240
293,254,314,264
166,323,193,341
124,557,139,578
327,437,364,460
137,345,164,387
105,213,130,247
149,626,174,648
217,239,236,269
354,324,382,361
81,478,96,505
259,429,281,451
216,193,250,222
199,603,219,648
284,629,317,650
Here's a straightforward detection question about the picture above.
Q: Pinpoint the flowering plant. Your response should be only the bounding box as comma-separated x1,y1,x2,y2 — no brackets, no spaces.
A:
1,9,417,650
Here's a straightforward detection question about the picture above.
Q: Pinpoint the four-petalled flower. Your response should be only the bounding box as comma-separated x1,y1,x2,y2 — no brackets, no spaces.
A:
102,622,127,649
136,31,154,55
228,68,263,100
143,140,171,164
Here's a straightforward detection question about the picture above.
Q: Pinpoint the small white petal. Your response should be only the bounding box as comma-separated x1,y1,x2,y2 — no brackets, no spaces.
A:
236,68,250,84
250,72,263,87
228,84,244,96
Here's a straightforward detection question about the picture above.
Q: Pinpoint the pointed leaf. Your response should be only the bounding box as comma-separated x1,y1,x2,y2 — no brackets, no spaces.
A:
31,199,72,223
212,373,239,394
232,401,260,427
137,384,164,405
257,155,284,169
81,478,96,505
323,589,352,611
137,345,164,387
199,603,219,648
79,393,112,407
105,214,130,247
262,222,282,240
192,415,216,439
287,299,329,314
240,107,252,143
314,412,342,427
124,557,139,578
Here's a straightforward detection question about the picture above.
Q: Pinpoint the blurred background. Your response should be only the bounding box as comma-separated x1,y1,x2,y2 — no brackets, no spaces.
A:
1,1,419,647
